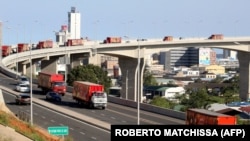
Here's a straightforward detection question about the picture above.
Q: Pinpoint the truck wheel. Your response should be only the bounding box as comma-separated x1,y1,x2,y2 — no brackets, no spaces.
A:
77,100,81,105
102,107,106,110
88,103,94,109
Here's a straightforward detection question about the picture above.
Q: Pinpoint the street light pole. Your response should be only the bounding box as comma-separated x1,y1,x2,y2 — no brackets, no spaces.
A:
29,40,33,125
65,48,67,85
0,22,2,62
16,47,18,79
64,31,67,85
137,39,141,125
126,70,128,100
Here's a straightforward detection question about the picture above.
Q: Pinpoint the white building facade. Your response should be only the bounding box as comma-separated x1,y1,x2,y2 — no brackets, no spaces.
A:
68,7,81,39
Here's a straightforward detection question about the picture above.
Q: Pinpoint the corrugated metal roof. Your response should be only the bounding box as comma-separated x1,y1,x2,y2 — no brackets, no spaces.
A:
188,108,234,117
239,106,250,113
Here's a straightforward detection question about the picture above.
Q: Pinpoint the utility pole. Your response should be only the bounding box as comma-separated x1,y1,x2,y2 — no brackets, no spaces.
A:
0,22,2,62
30,40,33,126
137,39,141,125
126,70,128,99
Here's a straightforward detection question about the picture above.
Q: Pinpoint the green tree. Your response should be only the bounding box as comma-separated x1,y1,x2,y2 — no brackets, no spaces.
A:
180,88,217,110
223,89,241,104
149,96,175,109
67,64,111,92
143,70,158,86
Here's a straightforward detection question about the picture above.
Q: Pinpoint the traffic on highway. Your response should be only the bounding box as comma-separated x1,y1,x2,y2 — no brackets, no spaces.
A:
0,73,185,141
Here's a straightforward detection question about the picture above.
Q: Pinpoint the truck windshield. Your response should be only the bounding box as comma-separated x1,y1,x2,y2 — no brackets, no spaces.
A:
54,82,65,86
93,92,107,98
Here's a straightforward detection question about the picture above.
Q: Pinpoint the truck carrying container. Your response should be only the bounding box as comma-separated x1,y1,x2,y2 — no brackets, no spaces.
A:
36,40,53,49
66,39,84,46
18,43,29,52
186,108,237,125
72,81,107,109
208,34,224,40
37,72,66,96
163,36,173,41
103,37,122,43
2,45,12,57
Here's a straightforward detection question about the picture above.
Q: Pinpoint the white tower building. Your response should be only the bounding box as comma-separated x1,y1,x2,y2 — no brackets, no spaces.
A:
68,7,81,39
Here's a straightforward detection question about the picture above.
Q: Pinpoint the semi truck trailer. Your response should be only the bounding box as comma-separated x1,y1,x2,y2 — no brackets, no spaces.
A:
37,72,66,96
72,81,107,109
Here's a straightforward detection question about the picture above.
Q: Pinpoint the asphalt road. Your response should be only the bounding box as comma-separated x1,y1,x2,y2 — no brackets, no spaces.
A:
0,73,185,141
0,73,185,125
3,91,110,141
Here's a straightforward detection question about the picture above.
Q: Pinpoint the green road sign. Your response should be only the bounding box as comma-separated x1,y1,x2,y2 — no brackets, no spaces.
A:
48,126,69,135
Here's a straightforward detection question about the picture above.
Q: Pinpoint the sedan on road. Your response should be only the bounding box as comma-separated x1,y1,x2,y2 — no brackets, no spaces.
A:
15,84,30,93
15,94,31,105
45,91,62,102
18,76,30,85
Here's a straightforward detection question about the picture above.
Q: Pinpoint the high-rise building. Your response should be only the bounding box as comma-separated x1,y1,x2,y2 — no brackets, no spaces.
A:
199,48,217,66
68,7,81,39
55,25,70,45
159,47,199,71
159,47,217,71
223,49,238,60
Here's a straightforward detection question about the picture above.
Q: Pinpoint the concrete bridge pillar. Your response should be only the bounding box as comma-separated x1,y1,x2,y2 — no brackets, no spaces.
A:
238,51,250,101
22,64,26,75
26,61,37,78
40,56,58,74
17,62,22,75
119,56,144,102
70,53,102,69
70,53,89,69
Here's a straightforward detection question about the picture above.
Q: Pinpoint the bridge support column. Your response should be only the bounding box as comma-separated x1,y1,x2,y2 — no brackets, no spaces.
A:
22,64,26,75
16,62,22,76
70,53,102,69
26,61,37,78
119,57,144,102
40,56,58,74
87,54,102,67
238,51,250,101
70,53,89,69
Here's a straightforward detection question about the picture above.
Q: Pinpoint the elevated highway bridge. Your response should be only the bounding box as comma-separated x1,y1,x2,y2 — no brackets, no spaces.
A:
1,36,250,101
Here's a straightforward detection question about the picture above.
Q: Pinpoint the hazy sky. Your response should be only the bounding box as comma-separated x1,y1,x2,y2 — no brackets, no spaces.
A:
1,0,250,53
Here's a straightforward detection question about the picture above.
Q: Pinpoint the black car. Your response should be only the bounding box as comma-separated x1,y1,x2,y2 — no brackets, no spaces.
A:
45,91,62,102
15,94,31,105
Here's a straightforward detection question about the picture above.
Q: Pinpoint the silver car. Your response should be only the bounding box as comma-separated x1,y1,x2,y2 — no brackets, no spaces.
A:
16,84,30,93
18,76,30,85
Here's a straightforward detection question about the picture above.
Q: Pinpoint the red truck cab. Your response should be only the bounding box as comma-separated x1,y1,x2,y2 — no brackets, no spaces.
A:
38,72,66,96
